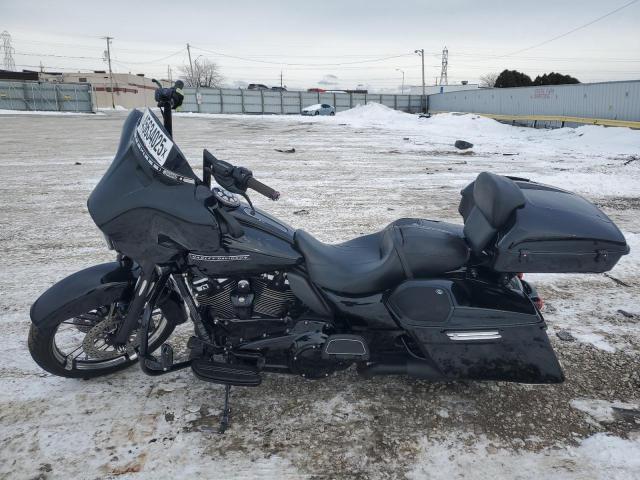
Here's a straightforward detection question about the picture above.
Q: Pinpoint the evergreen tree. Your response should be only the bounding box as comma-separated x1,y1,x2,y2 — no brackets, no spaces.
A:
494,70,533,88
533,72,580,86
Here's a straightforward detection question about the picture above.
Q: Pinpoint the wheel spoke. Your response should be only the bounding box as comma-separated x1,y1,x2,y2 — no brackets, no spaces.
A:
65,344,84,358
72,348,87,360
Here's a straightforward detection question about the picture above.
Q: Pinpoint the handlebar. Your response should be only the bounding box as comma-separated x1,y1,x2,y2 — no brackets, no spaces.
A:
152,79,185,137
203,149,280,202
247,177,280,201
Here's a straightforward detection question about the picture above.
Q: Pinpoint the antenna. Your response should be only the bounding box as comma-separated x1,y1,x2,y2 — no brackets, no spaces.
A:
1,31,16,71
439,46,448,86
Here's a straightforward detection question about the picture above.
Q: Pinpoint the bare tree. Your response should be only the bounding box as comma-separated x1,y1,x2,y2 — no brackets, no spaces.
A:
479,72,499,88
179,58,223,88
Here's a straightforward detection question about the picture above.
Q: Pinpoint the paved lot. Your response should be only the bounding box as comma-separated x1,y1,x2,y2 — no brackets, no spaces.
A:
0,110,639,479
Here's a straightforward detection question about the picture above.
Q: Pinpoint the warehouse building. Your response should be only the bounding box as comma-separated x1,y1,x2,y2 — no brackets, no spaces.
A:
1,69,161,109
49,71,158,109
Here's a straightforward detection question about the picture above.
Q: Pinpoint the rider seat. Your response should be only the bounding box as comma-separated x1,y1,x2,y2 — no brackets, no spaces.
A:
295,219,469,295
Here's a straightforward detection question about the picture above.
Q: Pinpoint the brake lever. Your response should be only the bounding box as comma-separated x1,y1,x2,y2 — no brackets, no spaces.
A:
239,191,255,214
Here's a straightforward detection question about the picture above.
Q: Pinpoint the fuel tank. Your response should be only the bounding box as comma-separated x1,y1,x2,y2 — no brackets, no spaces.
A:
187,205,302,276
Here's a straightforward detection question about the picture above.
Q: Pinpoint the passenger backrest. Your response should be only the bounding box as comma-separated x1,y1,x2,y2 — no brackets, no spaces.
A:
462,172,526,254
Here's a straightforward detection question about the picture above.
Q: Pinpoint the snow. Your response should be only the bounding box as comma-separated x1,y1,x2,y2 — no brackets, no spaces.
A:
0,108,94,116
408,433,640,480
98,105,129,112
571,398,640,423
1,107,639,479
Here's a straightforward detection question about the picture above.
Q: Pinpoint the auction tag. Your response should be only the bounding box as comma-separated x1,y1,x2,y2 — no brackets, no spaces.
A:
135,109,174,166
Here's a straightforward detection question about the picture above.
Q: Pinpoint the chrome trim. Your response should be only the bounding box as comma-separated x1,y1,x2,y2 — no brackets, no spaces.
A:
325,339,367,355
446,330,501,341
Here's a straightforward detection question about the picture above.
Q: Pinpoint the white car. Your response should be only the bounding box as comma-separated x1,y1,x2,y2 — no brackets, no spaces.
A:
301,103,335,116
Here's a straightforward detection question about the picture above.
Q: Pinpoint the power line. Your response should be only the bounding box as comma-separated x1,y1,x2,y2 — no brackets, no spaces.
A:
113,48,186,65
500,0,640,57
190,45,414,66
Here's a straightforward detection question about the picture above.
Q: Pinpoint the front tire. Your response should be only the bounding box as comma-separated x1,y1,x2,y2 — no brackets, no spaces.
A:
28,304,175,379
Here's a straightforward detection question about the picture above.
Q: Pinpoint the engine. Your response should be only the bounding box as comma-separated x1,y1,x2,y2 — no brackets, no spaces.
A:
189,272,356,379
192,272,298,321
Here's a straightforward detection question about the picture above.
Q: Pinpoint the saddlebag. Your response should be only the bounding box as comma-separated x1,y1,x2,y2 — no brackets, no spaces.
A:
386,278,564,383
460,175,629,273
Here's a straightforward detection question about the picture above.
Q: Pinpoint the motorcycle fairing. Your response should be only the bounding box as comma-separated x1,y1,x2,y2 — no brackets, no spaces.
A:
88,110,221,265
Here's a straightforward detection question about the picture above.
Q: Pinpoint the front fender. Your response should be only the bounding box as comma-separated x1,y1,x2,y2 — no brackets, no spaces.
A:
30,262,135,329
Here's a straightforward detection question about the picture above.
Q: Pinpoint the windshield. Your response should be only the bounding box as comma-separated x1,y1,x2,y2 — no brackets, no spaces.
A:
132,108,198,184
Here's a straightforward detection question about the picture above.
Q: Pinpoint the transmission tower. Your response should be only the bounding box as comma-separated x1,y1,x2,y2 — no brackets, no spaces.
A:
1,31,16,71
439,46,448,86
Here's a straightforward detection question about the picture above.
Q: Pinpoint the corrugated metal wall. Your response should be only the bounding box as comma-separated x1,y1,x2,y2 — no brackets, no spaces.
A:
427,80,640,127
0,80,94,112
181,88,425,114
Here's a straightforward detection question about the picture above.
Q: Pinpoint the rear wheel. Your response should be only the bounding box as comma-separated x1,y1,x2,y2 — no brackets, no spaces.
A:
329,111,335,116
28,303,175,379
314,111,320,116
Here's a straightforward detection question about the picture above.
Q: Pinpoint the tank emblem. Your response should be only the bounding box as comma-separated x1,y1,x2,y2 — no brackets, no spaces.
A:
189,253,250,262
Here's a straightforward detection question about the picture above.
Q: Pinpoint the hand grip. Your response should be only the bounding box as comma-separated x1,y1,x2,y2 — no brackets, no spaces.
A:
247,177,280,201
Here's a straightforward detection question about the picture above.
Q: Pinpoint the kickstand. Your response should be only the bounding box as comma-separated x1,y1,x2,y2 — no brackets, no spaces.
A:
219,383,231,434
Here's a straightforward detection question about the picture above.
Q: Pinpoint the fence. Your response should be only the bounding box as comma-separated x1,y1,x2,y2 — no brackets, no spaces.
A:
181,88,425,114
427,80,640,129
0,80,94,112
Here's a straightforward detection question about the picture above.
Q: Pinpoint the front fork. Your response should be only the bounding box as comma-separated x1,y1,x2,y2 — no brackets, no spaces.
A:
111,265,210,374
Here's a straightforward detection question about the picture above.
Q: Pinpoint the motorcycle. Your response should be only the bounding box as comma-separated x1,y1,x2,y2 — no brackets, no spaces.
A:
29,80,630,432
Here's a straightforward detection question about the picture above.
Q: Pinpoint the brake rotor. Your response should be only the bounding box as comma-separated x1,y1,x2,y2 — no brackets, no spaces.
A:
82,317,139,360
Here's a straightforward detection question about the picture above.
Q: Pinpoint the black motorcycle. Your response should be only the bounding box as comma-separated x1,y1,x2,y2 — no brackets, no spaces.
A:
29,80,630,432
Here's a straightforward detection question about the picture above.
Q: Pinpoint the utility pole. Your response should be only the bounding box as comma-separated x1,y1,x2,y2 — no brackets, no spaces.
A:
414,48,426,112
186,43,195,86
167,65,172,83
102,36,115,109
395,68,405,94
439,46,448,86
186,43,200,112
280,70,283,88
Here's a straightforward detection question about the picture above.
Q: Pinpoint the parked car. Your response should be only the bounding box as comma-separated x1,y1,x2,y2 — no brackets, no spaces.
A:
271,86,287,92
307,88,326,93
248,83,269,90
301,103,335,116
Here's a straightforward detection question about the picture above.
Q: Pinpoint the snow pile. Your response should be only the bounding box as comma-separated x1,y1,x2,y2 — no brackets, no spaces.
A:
336,102,418,128
330,103,640,156
546,124,640,154
408,433,640,480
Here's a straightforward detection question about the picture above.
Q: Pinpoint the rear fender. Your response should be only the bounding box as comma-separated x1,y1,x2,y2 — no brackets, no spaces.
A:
30,262,135,329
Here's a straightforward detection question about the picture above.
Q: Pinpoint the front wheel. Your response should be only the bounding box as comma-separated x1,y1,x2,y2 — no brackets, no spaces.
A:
28,303,175,379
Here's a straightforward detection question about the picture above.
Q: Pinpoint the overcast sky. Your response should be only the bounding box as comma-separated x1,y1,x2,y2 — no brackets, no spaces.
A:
3,0,639,91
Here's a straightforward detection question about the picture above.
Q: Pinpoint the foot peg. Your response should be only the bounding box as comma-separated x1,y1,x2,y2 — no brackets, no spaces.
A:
191,357,262,386
321,334,370,361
